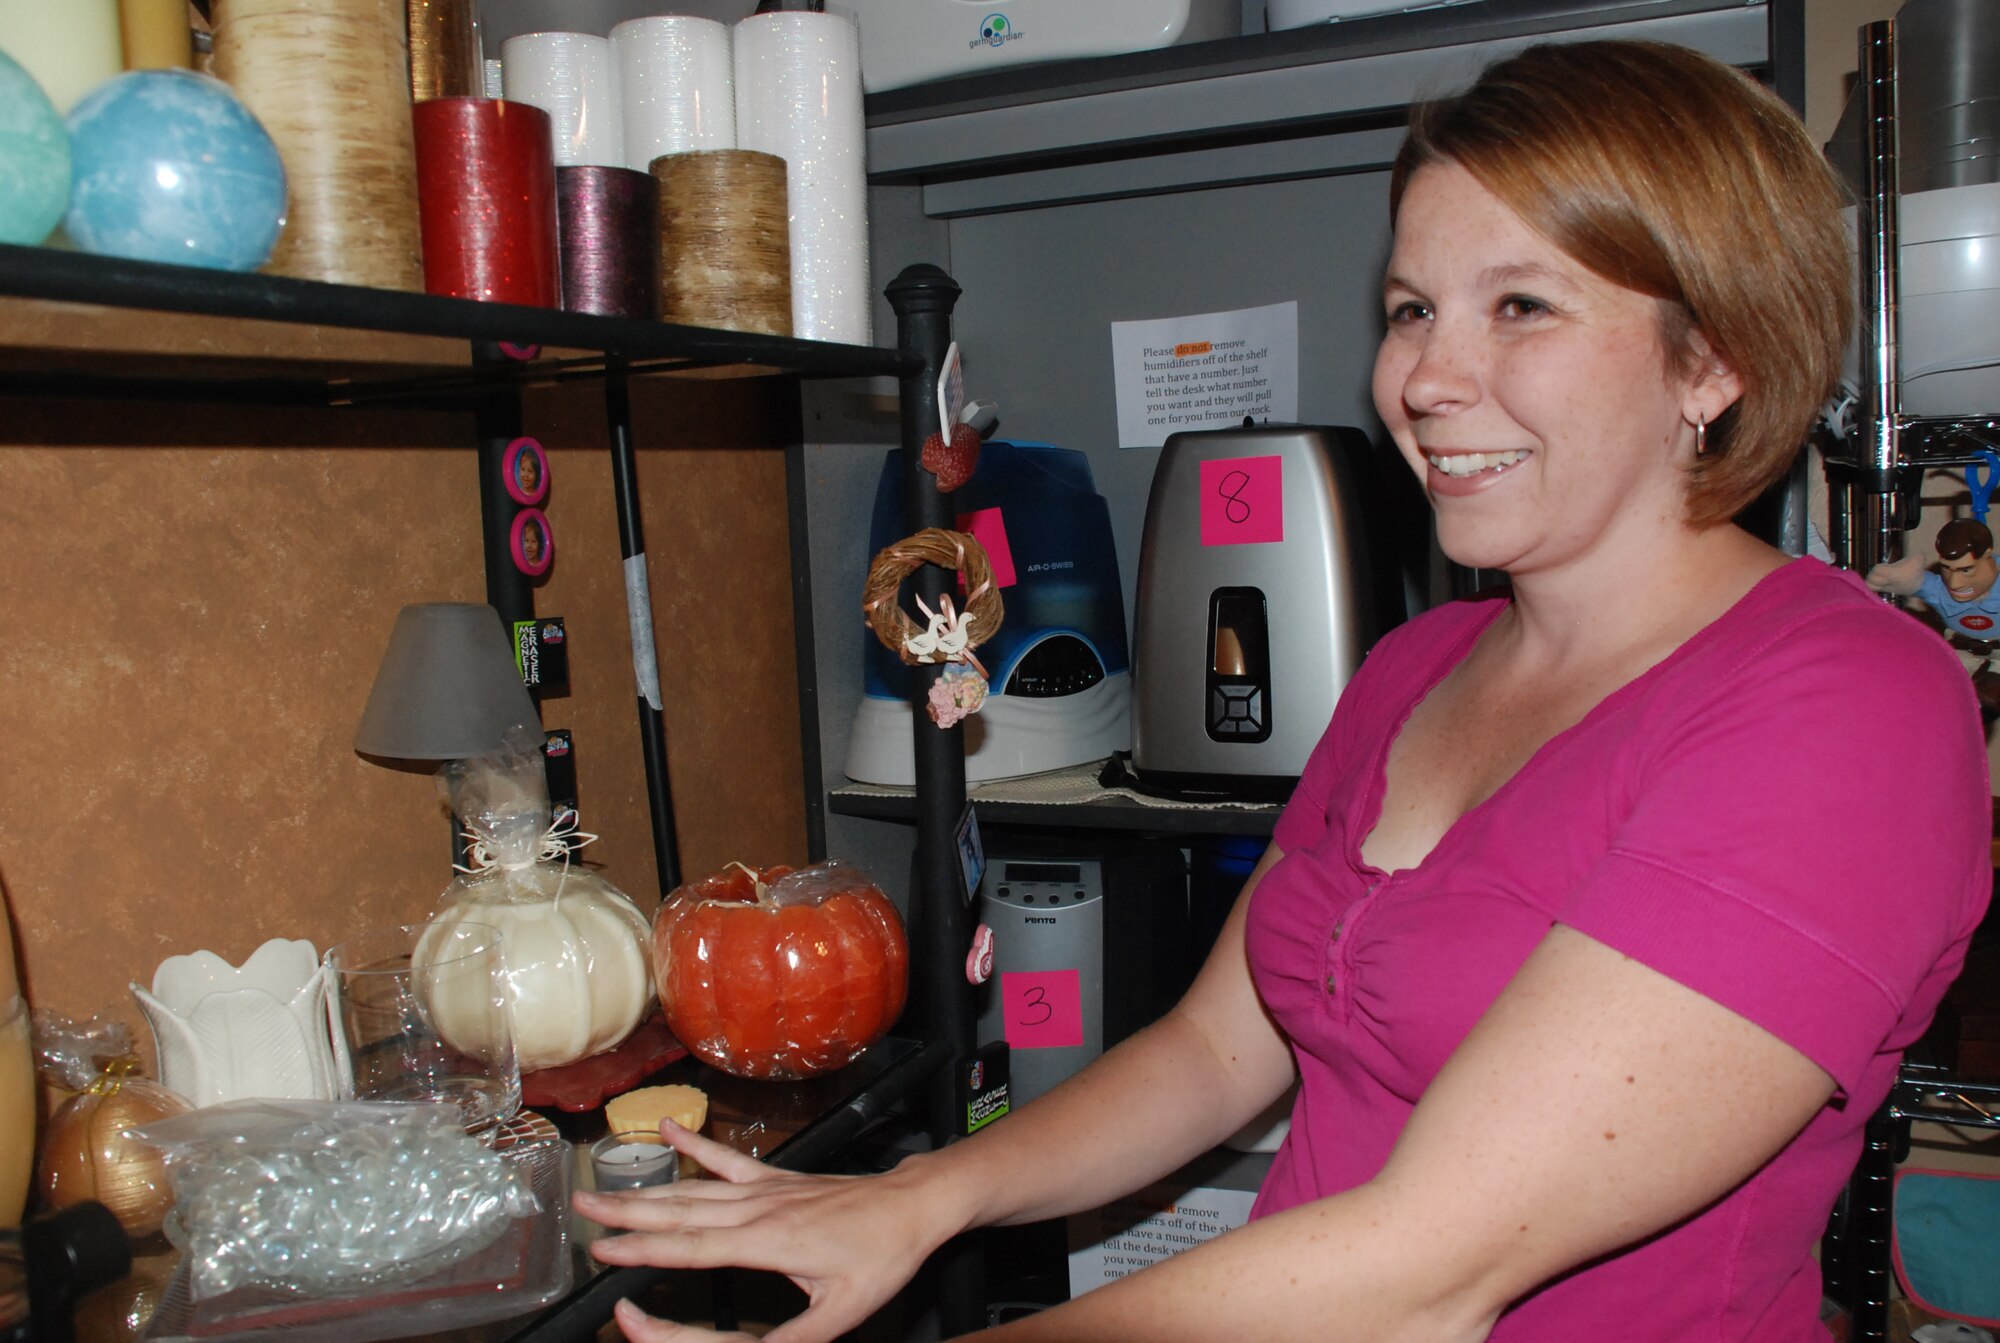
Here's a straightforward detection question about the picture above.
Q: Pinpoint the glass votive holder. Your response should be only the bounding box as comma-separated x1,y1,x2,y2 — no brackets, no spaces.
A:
589,1131,679,1192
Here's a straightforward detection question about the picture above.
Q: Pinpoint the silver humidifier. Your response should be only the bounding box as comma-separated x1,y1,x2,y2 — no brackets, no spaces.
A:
1127,424,1385,801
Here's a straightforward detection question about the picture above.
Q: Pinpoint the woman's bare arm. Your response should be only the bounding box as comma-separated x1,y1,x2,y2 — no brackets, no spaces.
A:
977,924,1835,1342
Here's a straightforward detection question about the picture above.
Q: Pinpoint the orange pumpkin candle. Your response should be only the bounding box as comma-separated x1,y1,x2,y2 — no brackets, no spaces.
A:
652,862,908,1081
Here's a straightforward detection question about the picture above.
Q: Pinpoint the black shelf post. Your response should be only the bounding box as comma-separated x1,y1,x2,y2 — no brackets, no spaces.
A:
886,263,973,1074
884,263,984,1338
605,362,682,895
470,347,541,868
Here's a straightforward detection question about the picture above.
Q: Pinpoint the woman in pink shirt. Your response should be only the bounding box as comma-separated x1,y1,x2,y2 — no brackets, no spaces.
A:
579,40,1991,1343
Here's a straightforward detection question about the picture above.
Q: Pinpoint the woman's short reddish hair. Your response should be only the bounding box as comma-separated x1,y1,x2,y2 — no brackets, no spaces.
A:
1390,40,1852,528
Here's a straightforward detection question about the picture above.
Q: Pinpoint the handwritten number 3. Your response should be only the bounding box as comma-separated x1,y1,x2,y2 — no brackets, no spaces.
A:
1218,469,1252,524
1018,986,1054,1026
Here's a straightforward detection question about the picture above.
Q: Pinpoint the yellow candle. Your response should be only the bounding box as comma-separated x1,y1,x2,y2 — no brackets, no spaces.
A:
120,0,192,69
0,1005,29,1229
0,901,32,1230
0,0,125,113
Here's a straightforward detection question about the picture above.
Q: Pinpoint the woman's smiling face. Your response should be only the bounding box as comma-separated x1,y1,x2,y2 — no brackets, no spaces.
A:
1373,161,1720,580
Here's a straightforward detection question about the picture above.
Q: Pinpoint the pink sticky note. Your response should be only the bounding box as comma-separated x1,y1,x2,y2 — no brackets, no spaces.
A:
1001,969,1084,1049
1200,455,1284,547
956,506,1018,589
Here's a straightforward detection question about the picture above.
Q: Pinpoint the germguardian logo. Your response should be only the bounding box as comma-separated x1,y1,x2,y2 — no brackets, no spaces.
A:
972,13,1022,48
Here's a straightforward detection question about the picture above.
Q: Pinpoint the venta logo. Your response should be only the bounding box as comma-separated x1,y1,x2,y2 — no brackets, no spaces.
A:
971,13,1022,49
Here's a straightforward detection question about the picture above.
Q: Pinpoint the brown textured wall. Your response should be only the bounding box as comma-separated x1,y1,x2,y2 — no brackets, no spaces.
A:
522,377,812,906
0,375,808,1050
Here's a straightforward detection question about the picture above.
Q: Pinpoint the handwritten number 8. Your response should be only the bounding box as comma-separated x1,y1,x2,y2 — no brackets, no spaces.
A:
1218,469,1252,524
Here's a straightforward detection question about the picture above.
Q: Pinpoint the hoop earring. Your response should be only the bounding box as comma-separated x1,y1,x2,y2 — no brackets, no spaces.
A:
1695,413,1709,458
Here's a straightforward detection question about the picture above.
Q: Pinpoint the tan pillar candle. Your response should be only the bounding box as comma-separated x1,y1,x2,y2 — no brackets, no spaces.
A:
211,0,425,290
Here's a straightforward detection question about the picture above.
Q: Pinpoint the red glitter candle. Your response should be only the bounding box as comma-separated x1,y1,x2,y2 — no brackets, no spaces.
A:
412,98,561,307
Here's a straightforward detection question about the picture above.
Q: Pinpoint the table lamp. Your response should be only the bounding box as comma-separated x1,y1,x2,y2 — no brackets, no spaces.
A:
355,603,537,761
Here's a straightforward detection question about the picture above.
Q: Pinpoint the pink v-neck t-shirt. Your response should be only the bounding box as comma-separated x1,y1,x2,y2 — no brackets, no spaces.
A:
1245,558,1991,1341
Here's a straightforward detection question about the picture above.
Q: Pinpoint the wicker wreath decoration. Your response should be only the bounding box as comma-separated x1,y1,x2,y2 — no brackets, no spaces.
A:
861,528,1006,727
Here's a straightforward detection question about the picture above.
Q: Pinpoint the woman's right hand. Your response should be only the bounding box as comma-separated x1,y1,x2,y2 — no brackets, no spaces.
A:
575,1120,966,1343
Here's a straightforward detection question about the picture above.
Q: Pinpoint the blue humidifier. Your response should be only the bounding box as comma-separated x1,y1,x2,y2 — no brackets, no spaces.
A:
843,441,1131,785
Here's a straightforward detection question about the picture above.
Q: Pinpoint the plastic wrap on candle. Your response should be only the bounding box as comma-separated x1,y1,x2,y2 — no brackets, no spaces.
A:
613,15,733,171
413,97,560,307
733,10,870,345
211,0,425,291
557,164,659,319
0,0,123,113
407,0,481,100
500,30,623,170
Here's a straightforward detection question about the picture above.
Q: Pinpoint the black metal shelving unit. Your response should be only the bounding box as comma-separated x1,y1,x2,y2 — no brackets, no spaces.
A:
827,784,1280,839
0,242,978,1343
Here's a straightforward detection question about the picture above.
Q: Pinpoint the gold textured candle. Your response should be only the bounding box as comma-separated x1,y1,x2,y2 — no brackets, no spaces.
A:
211,0,425,290
0,0,124,113
653,150,791,337
120,0,193,69
406,0,478,100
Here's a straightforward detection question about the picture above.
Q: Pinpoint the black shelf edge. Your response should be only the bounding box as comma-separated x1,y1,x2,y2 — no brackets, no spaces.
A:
828,785,1280,838
501,1037,945,1343
0,243,918,382
864,0,1764,126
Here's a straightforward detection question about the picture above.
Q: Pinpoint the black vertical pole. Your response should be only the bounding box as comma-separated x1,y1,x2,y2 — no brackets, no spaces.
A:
885,264,983,1339
1845,1106,1898,1343
604,362,682,895
470,349,539,868
475,352,535,637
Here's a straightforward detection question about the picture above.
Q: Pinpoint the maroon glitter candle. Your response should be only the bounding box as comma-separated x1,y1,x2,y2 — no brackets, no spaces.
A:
556,166,662,320
412,98,561,307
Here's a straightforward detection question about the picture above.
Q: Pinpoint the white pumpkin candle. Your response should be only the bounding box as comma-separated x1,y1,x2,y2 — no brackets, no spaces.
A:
422,873,654,1073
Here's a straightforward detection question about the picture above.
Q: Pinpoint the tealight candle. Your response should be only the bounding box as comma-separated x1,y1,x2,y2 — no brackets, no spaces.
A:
589,1132,679,1192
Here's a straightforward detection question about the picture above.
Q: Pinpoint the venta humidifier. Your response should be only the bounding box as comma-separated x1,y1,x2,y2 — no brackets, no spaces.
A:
844,441,1130,786
1127,424,1392,801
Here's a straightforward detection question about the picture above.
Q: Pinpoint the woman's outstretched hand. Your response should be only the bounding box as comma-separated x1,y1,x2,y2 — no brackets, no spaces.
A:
574,1120,964,1343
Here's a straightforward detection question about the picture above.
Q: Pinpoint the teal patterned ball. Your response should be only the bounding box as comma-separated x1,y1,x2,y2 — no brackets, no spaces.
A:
0,51,70,247
65,70,286,271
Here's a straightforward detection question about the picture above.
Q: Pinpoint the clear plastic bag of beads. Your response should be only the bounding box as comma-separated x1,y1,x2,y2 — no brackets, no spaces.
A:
130,1099,540,1302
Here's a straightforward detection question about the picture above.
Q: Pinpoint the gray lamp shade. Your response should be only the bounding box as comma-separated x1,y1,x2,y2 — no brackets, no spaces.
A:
354,603,539,759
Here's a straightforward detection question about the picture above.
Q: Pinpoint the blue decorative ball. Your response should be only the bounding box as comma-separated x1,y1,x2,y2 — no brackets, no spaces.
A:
64,70,286,272
0,51,70,247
